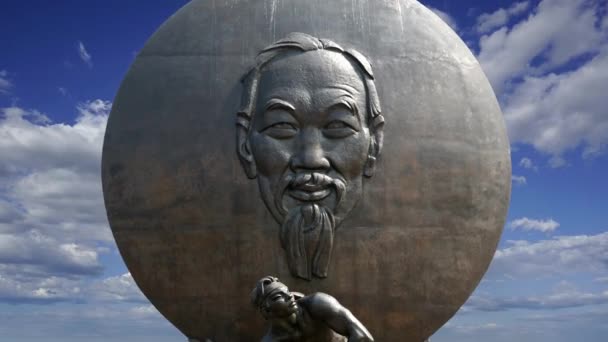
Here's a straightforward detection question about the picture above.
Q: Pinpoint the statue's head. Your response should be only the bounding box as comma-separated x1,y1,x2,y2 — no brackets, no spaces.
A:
237,33,384,280
251,276,298,320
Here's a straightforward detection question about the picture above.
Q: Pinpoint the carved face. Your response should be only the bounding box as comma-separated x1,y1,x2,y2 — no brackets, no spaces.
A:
263,285,298,318
248,50,372,225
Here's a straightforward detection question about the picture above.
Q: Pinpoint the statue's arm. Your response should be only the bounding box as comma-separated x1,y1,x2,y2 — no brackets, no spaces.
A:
302,293,374,342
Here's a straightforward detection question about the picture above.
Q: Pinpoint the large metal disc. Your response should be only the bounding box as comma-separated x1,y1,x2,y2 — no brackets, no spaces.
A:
102,0,511,340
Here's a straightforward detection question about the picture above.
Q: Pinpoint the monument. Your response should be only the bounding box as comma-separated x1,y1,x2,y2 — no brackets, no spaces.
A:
102,1,511,341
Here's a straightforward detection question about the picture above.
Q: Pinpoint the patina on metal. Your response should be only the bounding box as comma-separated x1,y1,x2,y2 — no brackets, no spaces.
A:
237,33,384,280
102,0,511,341
251,276,373,342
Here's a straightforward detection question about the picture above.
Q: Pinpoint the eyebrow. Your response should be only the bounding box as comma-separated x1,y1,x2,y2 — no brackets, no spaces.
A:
328,96,359,117
264,98,295,112
325,84,359,95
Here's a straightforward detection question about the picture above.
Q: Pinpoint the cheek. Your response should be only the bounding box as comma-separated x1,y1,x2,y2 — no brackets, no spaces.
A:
249,132,293,176
324,130,370,177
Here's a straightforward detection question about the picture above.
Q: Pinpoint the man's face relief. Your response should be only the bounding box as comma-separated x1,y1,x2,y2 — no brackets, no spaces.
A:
237,44,382,280
250,50,371,225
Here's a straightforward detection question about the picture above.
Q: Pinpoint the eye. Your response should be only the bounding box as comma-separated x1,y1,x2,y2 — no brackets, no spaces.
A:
323,120,356,138
261,122,298,139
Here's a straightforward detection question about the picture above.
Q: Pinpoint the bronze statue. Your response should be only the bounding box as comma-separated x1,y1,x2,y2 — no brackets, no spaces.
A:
102,1,512,340
237,33,385,280
251,276,374,342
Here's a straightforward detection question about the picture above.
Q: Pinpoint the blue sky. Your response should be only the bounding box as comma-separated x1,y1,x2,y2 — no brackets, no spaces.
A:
0,0,607,341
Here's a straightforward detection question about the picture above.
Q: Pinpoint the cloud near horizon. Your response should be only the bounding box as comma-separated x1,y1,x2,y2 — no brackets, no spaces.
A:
487,232,608,280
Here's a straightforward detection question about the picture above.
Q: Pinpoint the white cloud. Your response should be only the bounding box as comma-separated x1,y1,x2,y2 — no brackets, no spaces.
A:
0,304,181,341
488,232,608,279
476,1,530,34
478,0,605,93
503,49,608,161
446,322,500,334
0,269,147,305
0,101,108,176
519,157,538,170
429,7,458,31
509,217,560,233
77,41,93,67
465,287,608,312
0,70,13,94
89,273,146,302
0,272,83,303
477,0,608,162
512,175,527,185
0,100,113,303
0,231,102,276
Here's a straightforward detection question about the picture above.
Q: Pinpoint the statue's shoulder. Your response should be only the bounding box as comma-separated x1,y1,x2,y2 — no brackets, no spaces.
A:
298,292,341,317
304,292,339,305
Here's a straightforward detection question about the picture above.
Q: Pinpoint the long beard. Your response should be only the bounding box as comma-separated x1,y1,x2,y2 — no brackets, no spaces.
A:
280,203,336,280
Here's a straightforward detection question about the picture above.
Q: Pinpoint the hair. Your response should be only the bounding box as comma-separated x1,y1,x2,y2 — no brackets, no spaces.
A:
236,32,384,133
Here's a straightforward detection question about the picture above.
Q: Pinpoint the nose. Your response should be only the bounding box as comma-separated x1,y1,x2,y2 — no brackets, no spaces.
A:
290,128,330,172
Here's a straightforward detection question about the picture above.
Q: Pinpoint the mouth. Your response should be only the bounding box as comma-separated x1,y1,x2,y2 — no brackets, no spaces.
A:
288,184,331,202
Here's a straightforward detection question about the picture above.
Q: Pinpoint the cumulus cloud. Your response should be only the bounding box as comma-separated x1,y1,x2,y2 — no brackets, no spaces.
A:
519,157,538,171
503,49,608,162
429,7,458,31
512,175,527,185
509,217,560,233
77,41,93,67
0,100,112,303
0,231,102,276
89,273,146,303
0,70,13,94
477,0,608,163
478,0,605,93
476,1,530,34
0,272,83,304
0,102,108,176
487,232,608,279
0,270,147,305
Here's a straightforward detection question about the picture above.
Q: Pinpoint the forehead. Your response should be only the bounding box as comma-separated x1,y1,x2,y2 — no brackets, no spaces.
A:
257,49,366,100
265,285,289,298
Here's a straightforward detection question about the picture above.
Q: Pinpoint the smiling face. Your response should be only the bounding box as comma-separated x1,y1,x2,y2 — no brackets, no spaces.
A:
248,49,371,224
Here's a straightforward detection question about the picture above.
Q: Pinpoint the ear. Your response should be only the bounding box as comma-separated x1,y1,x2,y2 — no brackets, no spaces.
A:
236,114,257,179
364,115,384,178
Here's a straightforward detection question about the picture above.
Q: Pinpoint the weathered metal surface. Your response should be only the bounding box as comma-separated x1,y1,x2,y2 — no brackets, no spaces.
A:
101,1,511,341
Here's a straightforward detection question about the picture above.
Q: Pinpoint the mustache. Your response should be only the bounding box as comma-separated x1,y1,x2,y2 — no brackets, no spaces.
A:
273,172,346,217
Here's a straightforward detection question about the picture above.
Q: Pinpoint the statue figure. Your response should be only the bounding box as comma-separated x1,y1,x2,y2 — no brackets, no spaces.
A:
251,276,374,342
237,33,385,280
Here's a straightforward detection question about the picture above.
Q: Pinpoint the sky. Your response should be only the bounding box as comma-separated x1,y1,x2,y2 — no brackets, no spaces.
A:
0,0,607,341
